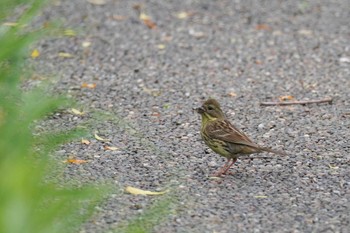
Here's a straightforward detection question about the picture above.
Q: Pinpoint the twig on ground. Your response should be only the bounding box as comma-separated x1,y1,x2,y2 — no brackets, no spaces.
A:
260,98,333,106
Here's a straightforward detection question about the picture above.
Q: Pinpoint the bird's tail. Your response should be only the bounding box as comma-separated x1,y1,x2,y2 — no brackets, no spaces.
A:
260,147,287,155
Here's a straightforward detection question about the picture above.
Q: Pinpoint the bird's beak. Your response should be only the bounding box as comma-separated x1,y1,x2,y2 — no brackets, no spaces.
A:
194,107,205,114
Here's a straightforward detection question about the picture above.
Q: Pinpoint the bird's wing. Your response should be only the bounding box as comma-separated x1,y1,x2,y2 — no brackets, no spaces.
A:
206,119,260,148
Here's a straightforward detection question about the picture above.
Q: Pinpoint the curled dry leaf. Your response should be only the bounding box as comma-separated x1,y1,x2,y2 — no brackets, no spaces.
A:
81,83,97,89
157,44,166,50
227,92,237,97
256,24,271,30
71,108,85,115
139,13,157,29
125,186,168,195
142,19,157,29
328,164,339,169
31,49,40,58
104,146,119,151
64,158,87,164
279,95,294,101
94,133,110,142
82,41,91,48
58,52,74,58
176,11,194,19
142,87,161,96
81,139,91,145
112,15,127,21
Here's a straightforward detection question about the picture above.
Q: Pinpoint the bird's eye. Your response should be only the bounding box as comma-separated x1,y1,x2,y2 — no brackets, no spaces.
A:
207,105,214,111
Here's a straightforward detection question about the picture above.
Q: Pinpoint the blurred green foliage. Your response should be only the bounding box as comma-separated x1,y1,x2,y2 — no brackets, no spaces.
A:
0,1,108,233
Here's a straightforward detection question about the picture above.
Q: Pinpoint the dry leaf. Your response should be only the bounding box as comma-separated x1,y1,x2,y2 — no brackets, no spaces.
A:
64,158,87,164
81,83,97,89
142,18,157,29
125,186,168,195
189,29,205,38
157,44,166,50
139,13,150,20
328,164,339,169
87,0,106,5
71,108,85,115
142,87,161,96
151,112,161,117
256,24,271,30
82,41,91,48
81,139,91,145
64,29,76,37
104,146,119,151
176,12,189,19
112,15,127,21
139,13,156,29
31,49,40,58
94,133,110,142
3,22,18,26
298,29,313,36
254,195,268,198
58,52,74,58
227,92,237,97
279,95,294,101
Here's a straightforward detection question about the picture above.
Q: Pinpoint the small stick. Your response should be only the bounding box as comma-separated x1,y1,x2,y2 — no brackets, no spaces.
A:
260,98,333,106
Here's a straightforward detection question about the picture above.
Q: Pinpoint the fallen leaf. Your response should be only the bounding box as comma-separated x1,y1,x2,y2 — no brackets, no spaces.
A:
112,15,127,21
254,195,268,198
298,29,313,36
87,0,106,5
58,52,74,58
3,22,18,27
104,146,119,151
31,49,40,58
227,92,237,97
328,164,339,169
256,24,271,30
139,13,150,20
81,139,91,145
82,41,91,48
81,83,97,89
189,29,205,38
176,11,190,19
63,158,87,164
139,13,157,29
142,18,157,29
151,112,161,117
142,87,161,96
94,133,110,142
279,95,294,101
71,108,85,115
63,29,76,37
157,44,166,50
125,186,168,195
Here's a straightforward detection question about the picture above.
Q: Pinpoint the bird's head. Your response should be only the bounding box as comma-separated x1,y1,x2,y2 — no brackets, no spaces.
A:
195,98,226,122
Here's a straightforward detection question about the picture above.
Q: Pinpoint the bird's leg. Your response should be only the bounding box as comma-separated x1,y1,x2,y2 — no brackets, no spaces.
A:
221,158,237,175
211,158,232,177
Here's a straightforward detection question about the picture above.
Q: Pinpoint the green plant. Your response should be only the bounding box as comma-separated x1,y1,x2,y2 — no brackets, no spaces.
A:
0,1,108,233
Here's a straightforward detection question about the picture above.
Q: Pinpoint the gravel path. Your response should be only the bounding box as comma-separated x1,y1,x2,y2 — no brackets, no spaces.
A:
34,0,349,232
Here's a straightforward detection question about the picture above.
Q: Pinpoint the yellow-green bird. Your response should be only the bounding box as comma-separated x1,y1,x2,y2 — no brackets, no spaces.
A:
195,98,286,177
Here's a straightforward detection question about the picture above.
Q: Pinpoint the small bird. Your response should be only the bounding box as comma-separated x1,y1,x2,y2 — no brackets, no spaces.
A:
195,98,286,177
